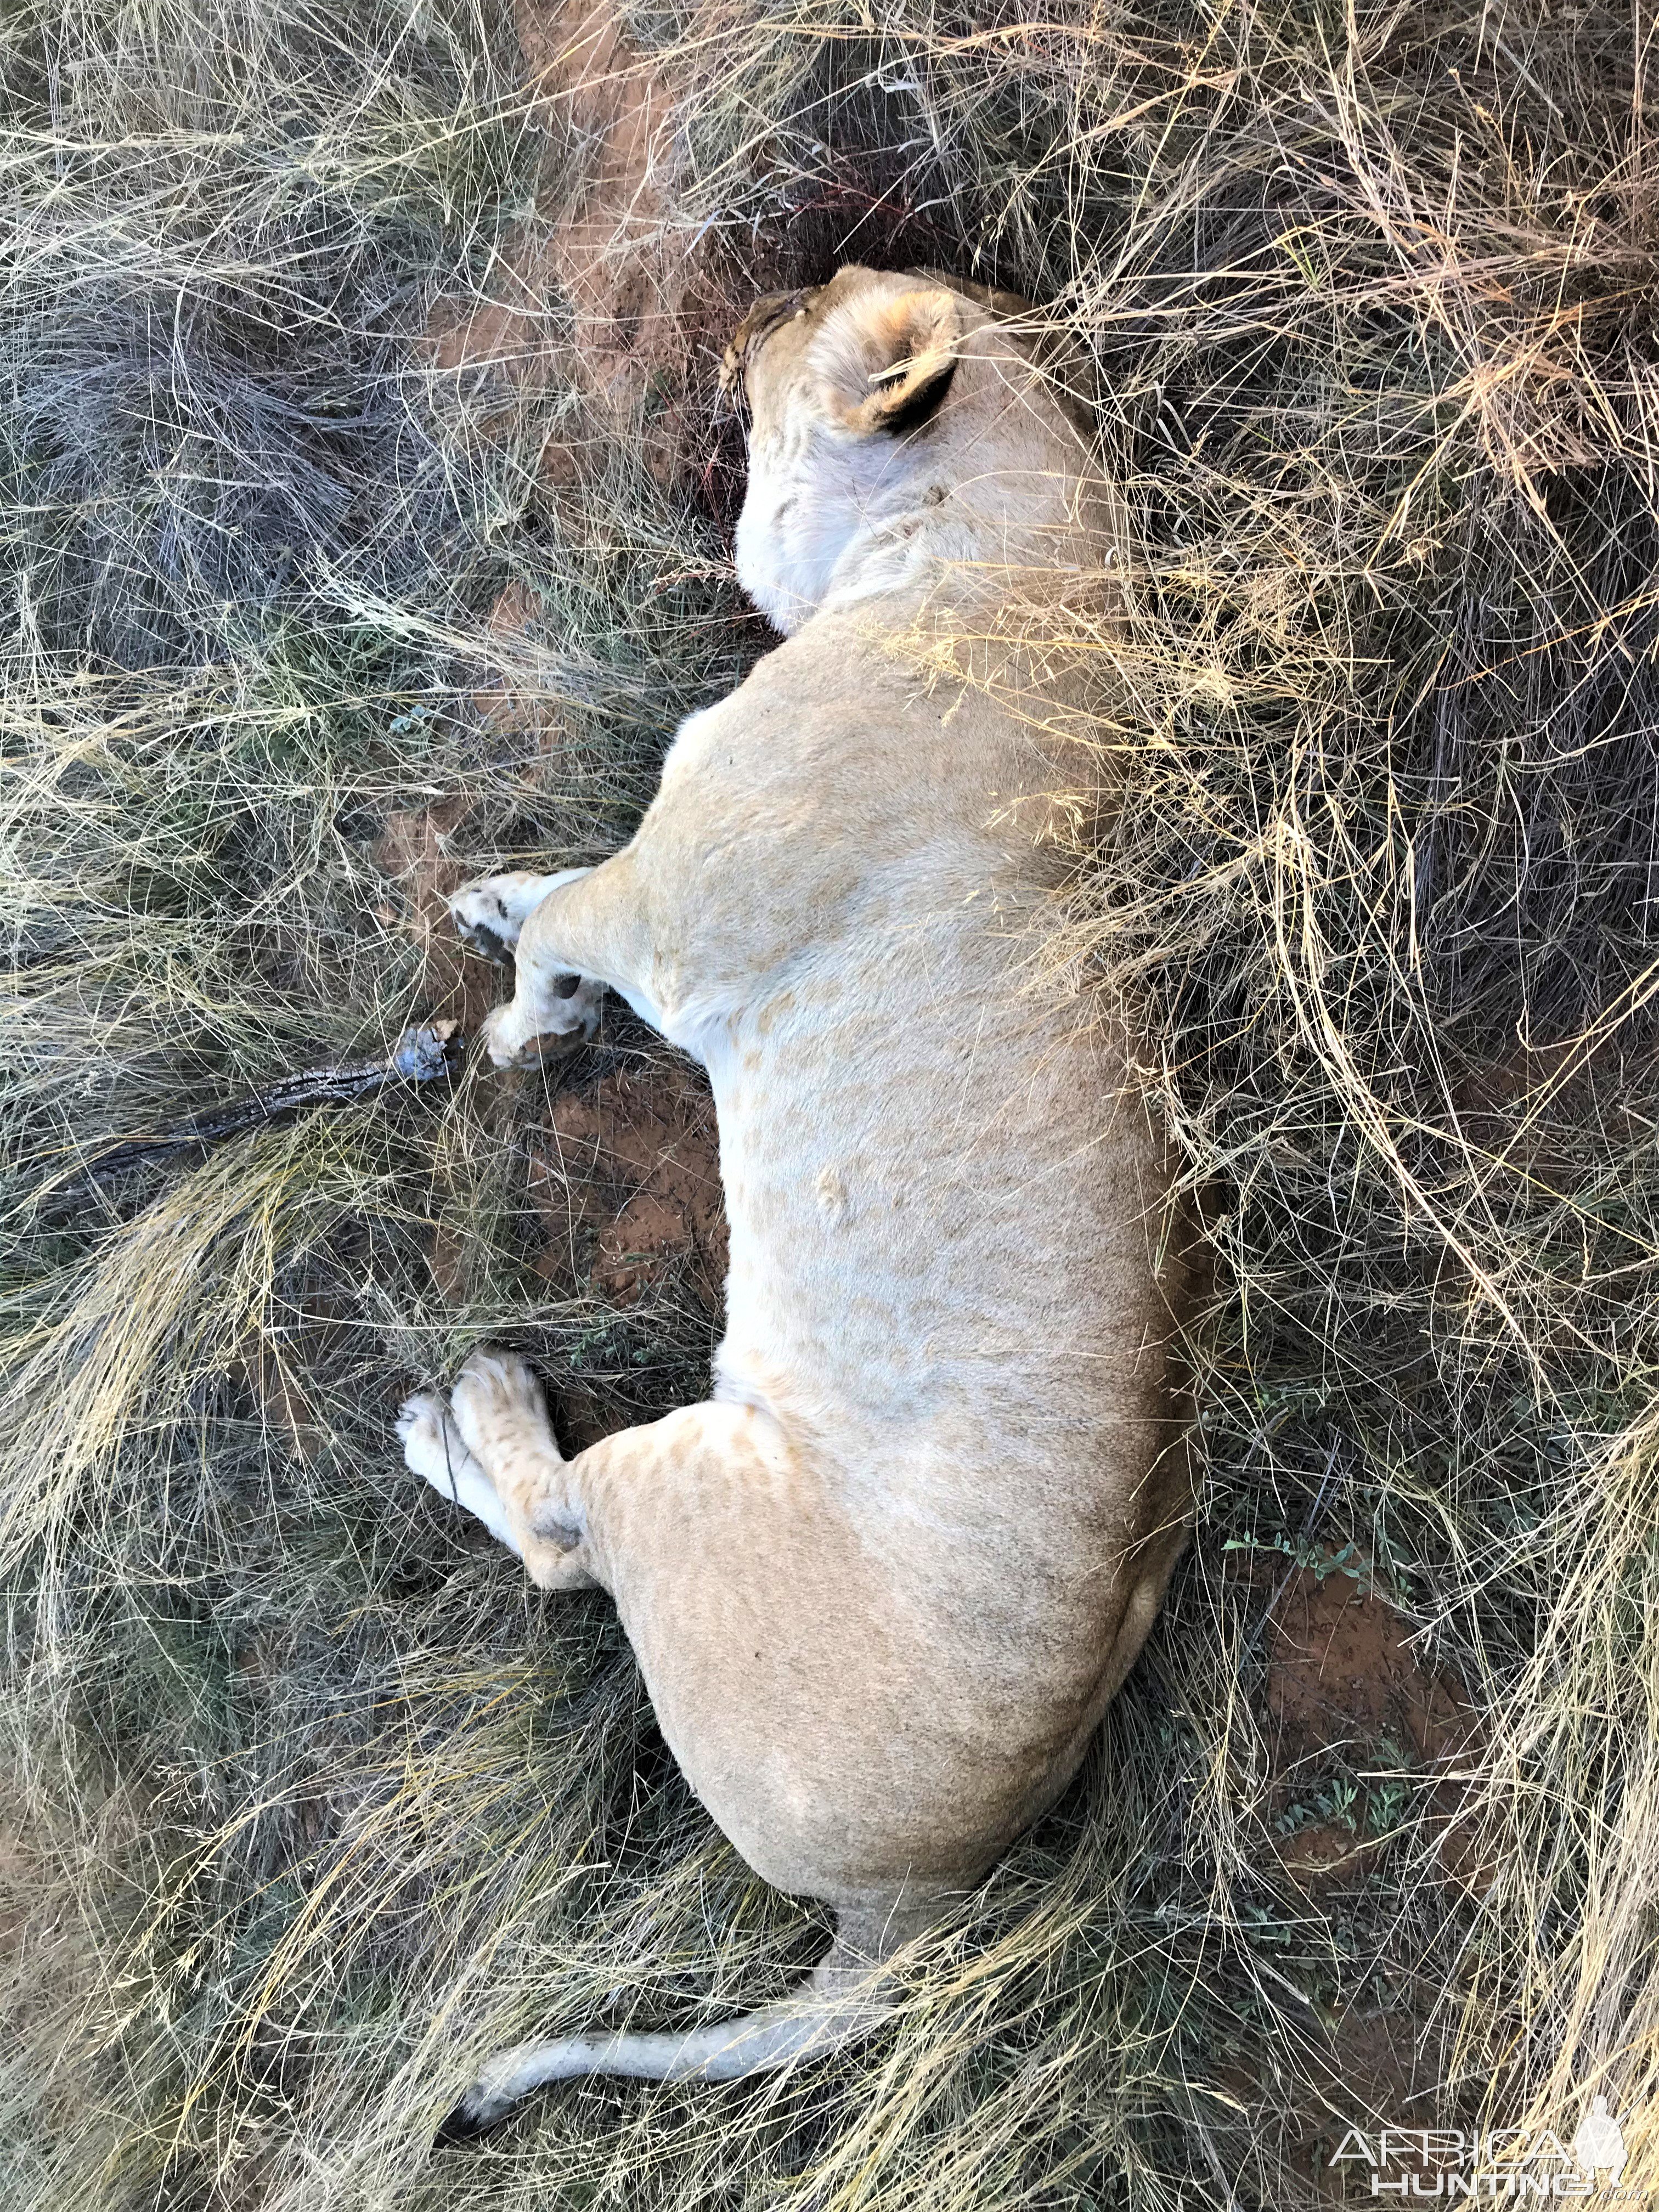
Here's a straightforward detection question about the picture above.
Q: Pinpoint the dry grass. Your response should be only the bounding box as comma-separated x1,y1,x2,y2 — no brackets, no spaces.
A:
3,0,1659,2205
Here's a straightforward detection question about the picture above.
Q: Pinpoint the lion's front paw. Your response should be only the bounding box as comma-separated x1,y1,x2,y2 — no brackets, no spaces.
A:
397,1391,481,1498
449,868,589,964
479,989,602,1070
478,1002,528,1068
450,879,531,965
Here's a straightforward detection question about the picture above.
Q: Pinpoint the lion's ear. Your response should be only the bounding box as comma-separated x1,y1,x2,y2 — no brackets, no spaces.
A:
814,286,964,436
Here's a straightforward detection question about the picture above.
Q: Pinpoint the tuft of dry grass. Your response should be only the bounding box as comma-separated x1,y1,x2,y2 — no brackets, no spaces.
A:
3,0,1659,2207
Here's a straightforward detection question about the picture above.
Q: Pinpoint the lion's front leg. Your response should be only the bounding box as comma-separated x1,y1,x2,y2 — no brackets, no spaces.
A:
448,868,586,964
449,859,656,1068
476,977,606,1069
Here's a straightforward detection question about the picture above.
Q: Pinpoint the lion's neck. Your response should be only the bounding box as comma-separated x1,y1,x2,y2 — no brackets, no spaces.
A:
735,414,1096,639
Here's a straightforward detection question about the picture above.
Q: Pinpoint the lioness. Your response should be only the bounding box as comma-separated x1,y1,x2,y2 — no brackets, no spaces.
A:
399,265,1197,2130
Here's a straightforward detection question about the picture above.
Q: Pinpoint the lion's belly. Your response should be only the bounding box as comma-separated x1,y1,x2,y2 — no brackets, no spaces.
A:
704,928,1174,1498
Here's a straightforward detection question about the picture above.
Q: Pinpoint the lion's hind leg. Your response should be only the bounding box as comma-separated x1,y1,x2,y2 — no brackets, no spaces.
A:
398,1392,522,1555
402,1352,596,1591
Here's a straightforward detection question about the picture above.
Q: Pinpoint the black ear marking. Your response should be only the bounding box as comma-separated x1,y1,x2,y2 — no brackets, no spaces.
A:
876,354,958,436
432,2103,488,2148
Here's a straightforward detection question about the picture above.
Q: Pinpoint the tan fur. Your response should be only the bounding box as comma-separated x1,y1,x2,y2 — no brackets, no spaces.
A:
399,266,1199,2130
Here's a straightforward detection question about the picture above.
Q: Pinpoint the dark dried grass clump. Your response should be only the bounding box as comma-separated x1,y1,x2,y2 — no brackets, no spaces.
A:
3,1,1659,2208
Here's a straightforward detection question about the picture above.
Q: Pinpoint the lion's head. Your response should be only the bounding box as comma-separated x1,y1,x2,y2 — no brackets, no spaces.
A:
719,266,1097,635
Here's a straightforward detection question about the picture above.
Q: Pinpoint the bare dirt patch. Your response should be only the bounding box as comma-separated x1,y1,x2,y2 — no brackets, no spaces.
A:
371,814,731,1335
1266,1566,1468,1765
430,0,737,474
419,1,738,1386
1261,1564,1485,1893
530,1056,726,1307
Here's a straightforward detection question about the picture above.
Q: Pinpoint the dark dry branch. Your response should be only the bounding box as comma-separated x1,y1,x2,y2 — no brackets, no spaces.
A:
71,1021,465,1184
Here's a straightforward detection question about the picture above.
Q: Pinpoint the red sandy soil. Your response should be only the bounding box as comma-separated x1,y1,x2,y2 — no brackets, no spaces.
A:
1263,1564,1486,1894
529,1057,726,1307
425,0,737,471
1252,1570,1487,2183
373,798,506,1038
372,788,727,1324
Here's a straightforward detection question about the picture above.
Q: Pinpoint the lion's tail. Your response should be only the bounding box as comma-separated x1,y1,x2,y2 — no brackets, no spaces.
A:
435,1899,938,2141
